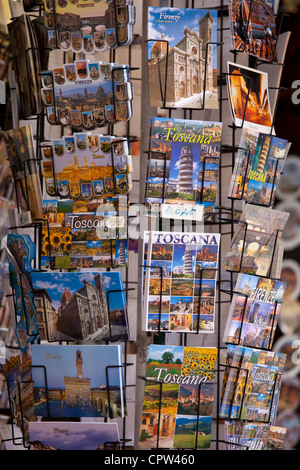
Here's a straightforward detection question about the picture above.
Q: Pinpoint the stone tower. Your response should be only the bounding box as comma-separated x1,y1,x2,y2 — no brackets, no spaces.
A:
199,12,214,89
76,350,83,378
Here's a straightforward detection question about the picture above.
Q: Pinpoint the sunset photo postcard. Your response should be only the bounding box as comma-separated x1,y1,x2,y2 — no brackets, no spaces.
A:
227,61,273,133
31,344,126,419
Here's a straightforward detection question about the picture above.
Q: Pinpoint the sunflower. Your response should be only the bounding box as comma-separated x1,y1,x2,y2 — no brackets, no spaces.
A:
51,235,61,246
44,244,51,254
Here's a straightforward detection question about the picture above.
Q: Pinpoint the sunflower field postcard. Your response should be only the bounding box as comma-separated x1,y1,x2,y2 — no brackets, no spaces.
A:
139,345,217,450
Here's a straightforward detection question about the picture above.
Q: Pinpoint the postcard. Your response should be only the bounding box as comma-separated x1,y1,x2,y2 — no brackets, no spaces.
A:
30,270,129,342
227,62,273,133
223,273,286,349
1,350,35,443
31,344,126,419
8,15,41,119
265,426,287,450
143,231,220,334
224,421,287,450
139,345,217,450
228,128,290,206
223,204,289,277
2,126,43,221
229,0,279,63
147,7,218,109
5,243,39,353
7,231,37,273
220,345,246,419
40,195,128,270
224,420,244,450
145,117,223,221
28,421,120,450
229,348,286,422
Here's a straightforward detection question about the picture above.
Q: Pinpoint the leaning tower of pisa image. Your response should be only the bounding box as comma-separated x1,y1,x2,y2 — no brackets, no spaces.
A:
178,145,194,194
183,247,194,275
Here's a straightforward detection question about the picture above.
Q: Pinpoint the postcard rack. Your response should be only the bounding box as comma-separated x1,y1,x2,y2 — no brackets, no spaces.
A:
2,0,290,452
2,0,138,450
2,2,141,451
139,0,290,452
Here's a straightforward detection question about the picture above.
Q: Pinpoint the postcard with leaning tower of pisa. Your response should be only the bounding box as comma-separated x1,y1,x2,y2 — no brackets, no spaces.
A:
40,195,129,271
147,7,218,109
228,128,290,206
229,347,286,423
143,231,220,334
144,117,223,222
